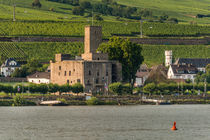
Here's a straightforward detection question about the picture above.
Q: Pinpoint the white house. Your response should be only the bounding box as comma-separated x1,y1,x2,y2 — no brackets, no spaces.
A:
27,72,50,84
167,64,198,81
1,58,20,77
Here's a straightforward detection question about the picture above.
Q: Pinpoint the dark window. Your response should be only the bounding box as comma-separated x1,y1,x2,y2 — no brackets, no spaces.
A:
89,70,91,75
69,71,71,76
64,71,66,76
67,80,69,84
87,80,90,84
77,79,81,83
59,66,61,70
58,72,60,76
106,71,108,76
98,58,100,60
97,71,99,76
96,78,99,84
73,69,75,72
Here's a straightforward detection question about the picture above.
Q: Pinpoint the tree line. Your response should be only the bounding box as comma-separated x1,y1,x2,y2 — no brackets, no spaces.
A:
0,83,83,94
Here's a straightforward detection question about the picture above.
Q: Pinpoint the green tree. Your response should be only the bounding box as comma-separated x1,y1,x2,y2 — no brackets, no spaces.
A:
48,83,60,93
79,1,92,9
72,6,85,16
72,83,83,93
0,54,7,66
97,37,144,90
32,0,42,8
94,14,104,21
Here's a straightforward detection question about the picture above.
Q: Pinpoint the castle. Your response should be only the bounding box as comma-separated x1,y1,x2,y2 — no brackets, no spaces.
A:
50,26,122,93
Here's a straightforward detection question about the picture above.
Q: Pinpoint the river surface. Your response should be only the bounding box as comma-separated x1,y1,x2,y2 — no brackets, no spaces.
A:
0,105,210,140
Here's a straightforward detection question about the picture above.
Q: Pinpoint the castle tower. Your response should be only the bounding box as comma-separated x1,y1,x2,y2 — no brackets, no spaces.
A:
165,50,172,67
84,26,102,54
82,26,108,61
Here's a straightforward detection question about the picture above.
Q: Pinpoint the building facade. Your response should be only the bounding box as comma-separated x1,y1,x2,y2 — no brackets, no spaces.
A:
50,26,122,93
167,64,198,81
1,58,20,77
27,72,50,84
135,64,151,86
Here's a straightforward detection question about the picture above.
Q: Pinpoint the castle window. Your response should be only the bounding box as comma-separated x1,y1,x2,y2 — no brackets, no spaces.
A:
77,79,81,83
73,69,75,72
67,80,69,84
58,72,60,76
96,78,99,84
87,80,90,84
97,71,99,76
69,71,71,76
106,71,108,76
89,70,91,75
64,71,66,76
59,66,61,70
98,58,100,60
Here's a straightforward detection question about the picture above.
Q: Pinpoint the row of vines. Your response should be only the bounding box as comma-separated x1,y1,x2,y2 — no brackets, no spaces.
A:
0,21,210,37
0,43,26,60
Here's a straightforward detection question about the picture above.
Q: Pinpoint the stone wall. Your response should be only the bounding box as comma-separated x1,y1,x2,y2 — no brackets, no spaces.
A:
0,77,27,82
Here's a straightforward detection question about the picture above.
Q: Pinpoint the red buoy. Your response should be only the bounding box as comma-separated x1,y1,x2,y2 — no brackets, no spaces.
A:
171,121,177,131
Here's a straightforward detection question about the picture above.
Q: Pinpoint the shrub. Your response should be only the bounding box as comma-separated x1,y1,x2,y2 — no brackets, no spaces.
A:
108,82,123,95
86,97,100,105
121,83,132,94
13,95,26,106
57,98,67,104
143,83,156,94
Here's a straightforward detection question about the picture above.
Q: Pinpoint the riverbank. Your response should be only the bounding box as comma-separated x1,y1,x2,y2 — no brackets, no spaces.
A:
0,94,210,106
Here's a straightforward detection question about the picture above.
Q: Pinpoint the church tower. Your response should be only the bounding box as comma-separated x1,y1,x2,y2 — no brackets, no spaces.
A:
165,50,173,67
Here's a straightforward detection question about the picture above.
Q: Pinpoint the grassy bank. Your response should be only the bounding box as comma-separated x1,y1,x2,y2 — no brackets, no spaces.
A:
0,94,210,106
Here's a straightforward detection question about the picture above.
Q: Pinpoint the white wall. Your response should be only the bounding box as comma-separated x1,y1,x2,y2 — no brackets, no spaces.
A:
28,78,50,84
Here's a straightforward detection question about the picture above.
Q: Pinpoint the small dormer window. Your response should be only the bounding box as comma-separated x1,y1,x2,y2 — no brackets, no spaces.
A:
188,70,195,74
177,70,184,74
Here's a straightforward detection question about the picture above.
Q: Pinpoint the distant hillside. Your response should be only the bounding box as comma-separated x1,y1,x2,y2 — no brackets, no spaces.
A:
0,0,210,24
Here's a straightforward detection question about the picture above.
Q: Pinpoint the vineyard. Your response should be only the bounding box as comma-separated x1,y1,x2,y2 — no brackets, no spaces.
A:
0,42,209,65
0,21,210,38
141,45,210,66
16,42,84,62
1,42,209,66
0,43,26,60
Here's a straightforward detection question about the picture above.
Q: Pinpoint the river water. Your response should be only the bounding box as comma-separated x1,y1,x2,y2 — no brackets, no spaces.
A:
0,105,210,140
